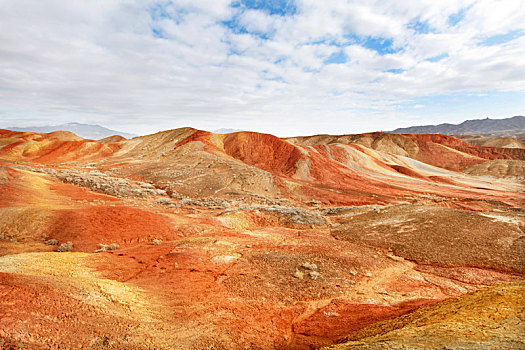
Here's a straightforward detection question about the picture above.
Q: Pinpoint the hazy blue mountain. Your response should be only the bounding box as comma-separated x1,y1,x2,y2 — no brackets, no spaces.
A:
390,116,525,136
5,122,137,140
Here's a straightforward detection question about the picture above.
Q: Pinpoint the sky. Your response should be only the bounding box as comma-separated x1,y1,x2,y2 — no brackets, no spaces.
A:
0,0,524,136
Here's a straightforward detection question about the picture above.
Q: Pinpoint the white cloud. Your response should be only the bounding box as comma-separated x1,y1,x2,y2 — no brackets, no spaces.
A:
238,9,278,34
0,0,523,136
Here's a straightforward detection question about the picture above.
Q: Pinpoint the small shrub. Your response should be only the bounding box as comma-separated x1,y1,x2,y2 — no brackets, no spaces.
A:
180,198,193,206
152,239,162,245
156,198,172,205
56,241,73,252
95,243,120,252
301,262,318,270
293,269,304,279
138,182,155,189
45,239,59,245
180,198,201,206
323,311,339,317
309,271,321,280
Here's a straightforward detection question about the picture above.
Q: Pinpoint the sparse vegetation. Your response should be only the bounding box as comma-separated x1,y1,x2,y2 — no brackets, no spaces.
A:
293,269,304,279
137,181,155,189
248,205,326,226
14,166,170,198
309,271,321,280
156,197,172,205
45,239,59,245
301,262,318,270
180,198,197,206
56,241,73,252
95,243,120,252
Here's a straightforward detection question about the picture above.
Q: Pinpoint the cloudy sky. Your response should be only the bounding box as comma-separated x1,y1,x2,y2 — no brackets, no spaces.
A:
0,0,524,136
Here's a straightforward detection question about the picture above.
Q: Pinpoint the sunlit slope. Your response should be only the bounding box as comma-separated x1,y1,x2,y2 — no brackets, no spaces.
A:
0,129,122,164
456,134,525,148
287,132,525,171
325,281,525,350
1,128,524,207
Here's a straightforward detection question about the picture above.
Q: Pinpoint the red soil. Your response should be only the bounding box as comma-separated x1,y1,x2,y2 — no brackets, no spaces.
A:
412,133,525,160
99,135,127,143
46,130,84,141
47,206,177,251
173,129,215,149
0,272,144,349
0,129,26,138
0,130,122,164
223,132,304,177
288,132,525,171
389,164,428,179
91,235,435,349
0,166,118,208
291,298,438,348
32,141,121,163
220,133,415,204
48,181,120,202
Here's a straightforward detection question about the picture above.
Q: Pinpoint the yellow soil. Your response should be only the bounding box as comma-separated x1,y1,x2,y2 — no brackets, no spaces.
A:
0,252,157,320
325,280,525,350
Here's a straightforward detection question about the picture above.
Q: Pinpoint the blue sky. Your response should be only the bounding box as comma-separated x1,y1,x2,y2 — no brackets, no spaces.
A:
0,0,524,136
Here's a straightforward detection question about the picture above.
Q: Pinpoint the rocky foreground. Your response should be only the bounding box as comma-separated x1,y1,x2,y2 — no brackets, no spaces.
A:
0,128,524,349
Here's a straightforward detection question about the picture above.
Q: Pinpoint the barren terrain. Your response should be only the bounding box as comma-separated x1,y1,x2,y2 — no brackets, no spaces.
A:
0,128,523,349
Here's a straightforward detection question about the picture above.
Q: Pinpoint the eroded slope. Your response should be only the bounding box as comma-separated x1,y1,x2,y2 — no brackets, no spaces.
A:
325,281,525,350
0,128,523,349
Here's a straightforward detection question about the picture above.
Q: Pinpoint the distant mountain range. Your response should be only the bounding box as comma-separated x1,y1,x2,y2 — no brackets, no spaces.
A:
5,116,524,141
5,122,137,140
390,116,525,137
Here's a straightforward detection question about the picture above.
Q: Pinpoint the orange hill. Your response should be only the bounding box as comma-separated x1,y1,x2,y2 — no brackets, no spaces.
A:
1,128,524,207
